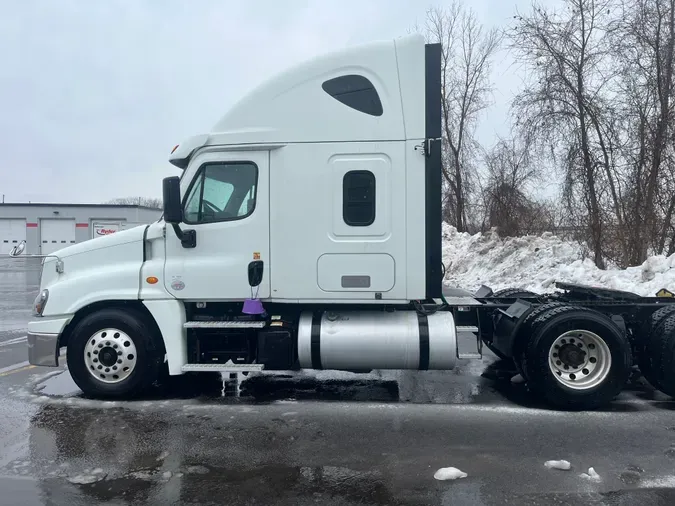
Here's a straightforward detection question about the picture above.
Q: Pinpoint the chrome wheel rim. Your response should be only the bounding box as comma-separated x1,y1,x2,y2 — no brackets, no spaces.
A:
548,330,611,390
84,328,137,384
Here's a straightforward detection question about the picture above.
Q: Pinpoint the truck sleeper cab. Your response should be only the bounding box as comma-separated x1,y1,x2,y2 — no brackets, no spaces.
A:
25,34,668,410
26,34,456,392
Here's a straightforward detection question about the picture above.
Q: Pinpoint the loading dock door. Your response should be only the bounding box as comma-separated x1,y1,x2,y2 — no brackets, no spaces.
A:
0,219,26,255
41,219,76,255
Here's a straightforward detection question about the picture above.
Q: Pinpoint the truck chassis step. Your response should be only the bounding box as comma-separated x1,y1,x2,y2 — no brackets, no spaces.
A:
456,326,479,333
183,321,266,329
181,363,265,373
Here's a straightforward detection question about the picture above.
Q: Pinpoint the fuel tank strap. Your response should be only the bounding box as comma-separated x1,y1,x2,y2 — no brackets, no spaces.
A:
311,312,322,369
418,313,430,370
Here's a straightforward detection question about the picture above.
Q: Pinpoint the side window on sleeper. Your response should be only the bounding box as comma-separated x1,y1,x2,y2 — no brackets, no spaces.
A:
322,75,383,116
343,170,376,226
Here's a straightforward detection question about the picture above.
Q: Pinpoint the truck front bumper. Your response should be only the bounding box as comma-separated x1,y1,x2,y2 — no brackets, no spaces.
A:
27,316,72,367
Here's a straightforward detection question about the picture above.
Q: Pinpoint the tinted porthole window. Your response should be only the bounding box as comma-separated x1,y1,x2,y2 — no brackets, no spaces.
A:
322,75,383,116
343,170,376,226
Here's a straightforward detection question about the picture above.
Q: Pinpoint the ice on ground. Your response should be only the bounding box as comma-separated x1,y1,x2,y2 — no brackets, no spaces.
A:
442,224,675,296
510,374,525,384
156,451,170,461
580,467,601,481
544,460,571,470
434,467,468,480
640,475,675,487
67,472,106,484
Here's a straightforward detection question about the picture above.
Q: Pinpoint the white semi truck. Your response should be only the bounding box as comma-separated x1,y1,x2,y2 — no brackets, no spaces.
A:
20,34,675,410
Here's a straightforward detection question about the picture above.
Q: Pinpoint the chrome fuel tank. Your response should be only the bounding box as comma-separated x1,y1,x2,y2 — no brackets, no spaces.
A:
297,310,456,370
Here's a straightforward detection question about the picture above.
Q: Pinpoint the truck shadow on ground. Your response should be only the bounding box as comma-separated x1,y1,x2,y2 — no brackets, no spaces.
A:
482,360,675,413
34,360,675,413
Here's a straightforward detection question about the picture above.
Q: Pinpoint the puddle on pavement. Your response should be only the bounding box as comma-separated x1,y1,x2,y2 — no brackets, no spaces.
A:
46,463,401,506
35,369,81,397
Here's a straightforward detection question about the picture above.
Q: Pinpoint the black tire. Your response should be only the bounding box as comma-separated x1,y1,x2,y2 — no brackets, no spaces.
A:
520,305,632,410
638,306,675,390
512,303,568,381
485,289,541,362
67,308,164,399
491,288,539,299
644,313,675,397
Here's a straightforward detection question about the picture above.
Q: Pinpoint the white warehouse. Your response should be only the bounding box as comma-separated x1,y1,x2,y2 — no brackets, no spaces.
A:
0,203,162,255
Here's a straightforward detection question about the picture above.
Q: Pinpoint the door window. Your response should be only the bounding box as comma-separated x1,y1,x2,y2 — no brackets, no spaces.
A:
183,162,258,224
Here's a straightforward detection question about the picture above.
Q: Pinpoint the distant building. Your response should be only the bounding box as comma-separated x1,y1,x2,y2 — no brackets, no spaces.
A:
0,203,162,255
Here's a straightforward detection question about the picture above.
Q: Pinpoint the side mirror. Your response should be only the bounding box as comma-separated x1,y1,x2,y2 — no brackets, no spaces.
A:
9,240,26,257
162,176,183,224
248,260,264,287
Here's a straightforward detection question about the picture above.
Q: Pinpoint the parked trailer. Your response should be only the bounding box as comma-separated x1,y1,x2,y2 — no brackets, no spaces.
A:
17,34,675,410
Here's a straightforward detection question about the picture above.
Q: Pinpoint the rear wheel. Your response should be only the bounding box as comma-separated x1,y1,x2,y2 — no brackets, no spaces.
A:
638,306,675,390
491,288,539,299
67,308,164,399
521,305,631,409
643,313,675,397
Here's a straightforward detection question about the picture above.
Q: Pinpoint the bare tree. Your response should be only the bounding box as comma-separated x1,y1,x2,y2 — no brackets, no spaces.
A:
479,136,553,236
611,0,675,263
509,0,618,268
423,4,501,232
106,197,162,209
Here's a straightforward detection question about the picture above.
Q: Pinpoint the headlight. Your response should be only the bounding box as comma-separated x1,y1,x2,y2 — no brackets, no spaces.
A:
33,289,49,316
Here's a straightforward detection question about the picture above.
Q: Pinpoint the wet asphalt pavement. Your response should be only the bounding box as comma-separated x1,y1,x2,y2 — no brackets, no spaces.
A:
3,258,675,505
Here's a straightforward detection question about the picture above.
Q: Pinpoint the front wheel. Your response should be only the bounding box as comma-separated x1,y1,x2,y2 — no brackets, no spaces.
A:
521,306,631,410
67,308,164,399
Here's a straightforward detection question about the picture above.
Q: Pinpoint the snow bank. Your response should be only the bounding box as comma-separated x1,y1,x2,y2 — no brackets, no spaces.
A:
442,224,675,296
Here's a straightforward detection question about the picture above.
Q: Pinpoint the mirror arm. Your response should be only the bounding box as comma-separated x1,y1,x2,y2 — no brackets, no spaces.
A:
170,223,196,249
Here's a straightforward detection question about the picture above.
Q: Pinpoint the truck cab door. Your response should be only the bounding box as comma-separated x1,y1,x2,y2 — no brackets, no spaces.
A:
163,150,270,300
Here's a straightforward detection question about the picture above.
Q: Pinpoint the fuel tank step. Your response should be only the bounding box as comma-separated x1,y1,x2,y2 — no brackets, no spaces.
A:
181,363,265,373
456,326,479,333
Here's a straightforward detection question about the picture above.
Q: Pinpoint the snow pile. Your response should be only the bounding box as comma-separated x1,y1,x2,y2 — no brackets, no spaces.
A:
442,224,675,296
544,460,571,470
434,467,467,480
580,467,601,482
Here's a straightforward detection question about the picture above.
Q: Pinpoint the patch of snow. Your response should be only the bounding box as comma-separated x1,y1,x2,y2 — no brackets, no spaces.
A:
156,451,169,461
544,460,571,470
67,472,106,484
442,224,675,296
580,467,601,481
640,475,675,488
434,467,468,480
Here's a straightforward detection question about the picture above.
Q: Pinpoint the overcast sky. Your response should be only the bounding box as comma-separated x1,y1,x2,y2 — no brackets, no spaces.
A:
0,0,549,204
